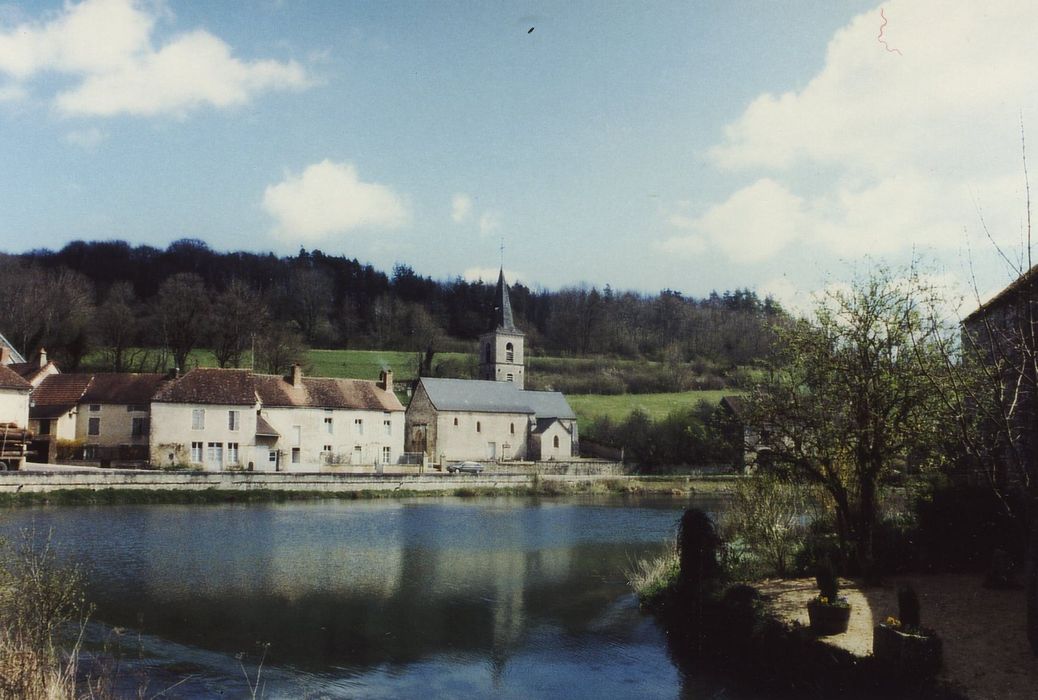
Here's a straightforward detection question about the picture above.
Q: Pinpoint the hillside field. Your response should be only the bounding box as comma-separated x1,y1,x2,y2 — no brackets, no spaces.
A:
566,391,736,423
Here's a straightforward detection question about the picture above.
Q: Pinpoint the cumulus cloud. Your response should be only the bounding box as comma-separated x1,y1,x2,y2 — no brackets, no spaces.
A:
478,211,501,237
263,160,409,241
451,193,472,223
462,267,524,285
664,2,1038,266
0,0,308,117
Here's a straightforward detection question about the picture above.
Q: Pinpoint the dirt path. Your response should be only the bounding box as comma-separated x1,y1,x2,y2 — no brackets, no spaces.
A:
757,574,1038,699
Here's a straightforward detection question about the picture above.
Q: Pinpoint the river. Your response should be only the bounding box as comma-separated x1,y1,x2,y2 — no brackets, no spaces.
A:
0,494,733,698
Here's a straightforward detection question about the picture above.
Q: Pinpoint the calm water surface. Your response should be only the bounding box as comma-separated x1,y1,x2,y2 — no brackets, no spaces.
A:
0,495,731,698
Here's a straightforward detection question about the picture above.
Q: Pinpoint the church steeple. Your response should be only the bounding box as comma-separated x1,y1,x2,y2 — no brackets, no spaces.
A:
492,268,517,331
479,268,525,388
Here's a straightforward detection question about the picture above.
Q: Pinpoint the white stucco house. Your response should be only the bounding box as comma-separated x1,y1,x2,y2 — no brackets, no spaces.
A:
150,365,404,472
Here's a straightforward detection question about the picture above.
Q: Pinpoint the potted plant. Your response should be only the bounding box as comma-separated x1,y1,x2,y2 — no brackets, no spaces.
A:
807,559,851,635
873,584,942,676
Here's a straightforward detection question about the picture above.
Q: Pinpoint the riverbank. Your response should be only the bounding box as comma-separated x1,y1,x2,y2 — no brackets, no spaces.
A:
0,471,737,506
760,574,1037,700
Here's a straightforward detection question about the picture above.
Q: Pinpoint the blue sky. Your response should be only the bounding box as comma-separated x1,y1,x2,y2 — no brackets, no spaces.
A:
0,0,1033,311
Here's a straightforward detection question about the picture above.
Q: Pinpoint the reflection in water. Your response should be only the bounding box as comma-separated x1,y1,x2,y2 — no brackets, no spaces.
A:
0,496,714,698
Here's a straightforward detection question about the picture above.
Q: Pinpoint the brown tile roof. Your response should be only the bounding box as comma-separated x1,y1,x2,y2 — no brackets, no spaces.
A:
152,368,257,406
255,374,403,411
255,414,279,437
6,361,54,385
0,365,31,392
30,374,92,418
81,373,168,405
963,264,1038,323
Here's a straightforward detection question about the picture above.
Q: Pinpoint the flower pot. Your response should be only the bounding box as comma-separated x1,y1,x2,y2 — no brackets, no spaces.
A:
873,623,942,676
807,598,851,635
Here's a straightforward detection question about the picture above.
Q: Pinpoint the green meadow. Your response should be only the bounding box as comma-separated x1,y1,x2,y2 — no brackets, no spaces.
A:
566,390,737,423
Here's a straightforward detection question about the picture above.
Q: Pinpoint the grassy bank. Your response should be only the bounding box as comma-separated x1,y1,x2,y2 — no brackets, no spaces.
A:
0,476,734,507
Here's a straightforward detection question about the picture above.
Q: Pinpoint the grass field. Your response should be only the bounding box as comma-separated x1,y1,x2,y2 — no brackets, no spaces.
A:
567,390,738,423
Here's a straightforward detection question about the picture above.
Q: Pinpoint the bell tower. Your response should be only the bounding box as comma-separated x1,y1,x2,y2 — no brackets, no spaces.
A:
478,268,525,388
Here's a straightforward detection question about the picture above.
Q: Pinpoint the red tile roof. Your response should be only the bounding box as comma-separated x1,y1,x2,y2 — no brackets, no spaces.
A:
0,365,31,392
6,361,54,385
30,374,92,418
80,373,168,405
152,368,257,405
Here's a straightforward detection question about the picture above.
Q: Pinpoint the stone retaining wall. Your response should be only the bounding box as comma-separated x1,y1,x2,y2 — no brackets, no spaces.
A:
0,469,625,494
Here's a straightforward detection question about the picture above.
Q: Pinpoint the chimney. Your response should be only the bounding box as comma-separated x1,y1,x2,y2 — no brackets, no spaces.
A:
291,363,303,388
0,347,9,365
37,348,47,368
379,368,393,394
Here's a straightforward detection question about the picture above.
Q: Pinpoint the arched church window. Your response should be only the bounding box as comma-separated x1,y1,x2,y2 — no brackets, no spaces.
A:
506,342,514,362
553,435,560,448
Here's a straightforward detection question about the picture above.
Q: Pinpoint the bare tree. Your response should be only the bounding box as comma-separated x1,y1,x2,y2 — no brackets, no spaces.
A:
96,282,141,372
211,280,267,368
154,273,211,372
255,322,308,375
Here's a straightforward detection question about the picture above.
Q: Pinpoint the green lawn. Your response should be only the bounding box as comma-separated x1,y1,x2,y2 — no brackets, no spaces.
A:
567,390,739,423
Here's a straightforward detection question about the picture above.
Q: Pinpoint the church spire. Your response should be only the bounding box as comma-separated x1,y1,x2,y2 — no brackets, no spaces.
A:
493,268,517,332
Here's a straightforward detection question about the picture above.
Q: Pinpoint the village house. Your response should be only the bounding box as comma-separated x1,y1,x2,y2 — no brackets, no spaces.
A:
962,264,1038,487
150,366,403,471
405,269,578,464
0,364,31,468
28,371,168,465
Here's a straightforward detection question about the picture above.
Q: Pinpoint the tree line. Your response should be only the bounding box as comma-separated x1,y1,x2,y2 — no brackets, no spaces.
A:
0,239,786,374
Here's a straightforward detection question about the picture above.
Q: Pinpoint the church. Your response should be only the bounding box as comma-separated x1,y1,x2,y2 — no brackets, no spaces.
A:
405,270,578,463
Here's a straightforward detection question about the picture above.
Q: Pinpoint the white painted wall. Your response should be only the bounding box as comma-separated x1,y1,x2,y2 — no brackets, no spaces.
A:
150,402,259,471
434,410,531,462
263,406,404,471
0,390,29,428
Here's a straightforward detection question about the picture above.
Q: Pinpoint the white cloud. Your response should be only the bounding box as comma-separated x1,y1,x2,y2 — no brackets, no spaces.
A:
451,193,472,223
0,0,308,117
65,126,106,149
672,2,1038,269
478,211,501,237
263,160,409,241
462,267,524,285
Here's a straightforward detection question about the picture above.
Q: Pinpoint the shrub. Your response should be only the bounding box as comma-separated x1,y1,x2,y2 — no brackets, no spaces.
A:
720,473,807,578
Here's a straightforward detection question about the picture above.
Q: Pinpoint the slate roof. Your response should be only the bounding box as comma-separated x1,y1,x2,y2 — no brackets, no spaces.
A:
418,377,575,419
0,365,31,392
255,374,403,412
963,263,1038,323
532,417,573,435
81,374,168,405
152,368,256,406
30,374,93,418
0,332,25,364
490,268,521,333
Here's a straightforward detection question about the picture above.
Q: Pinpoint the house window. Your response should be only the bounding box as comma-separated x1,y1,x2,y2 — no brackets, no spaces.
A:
191,442,204,463
227,442,239,464
89,404,101,412
506,374,514,382
192,409,205,430
228,410,240,431
207,442,223,466
268,450,277,464
324,417,333,434
88,417,100,436
353,445,362,463
355,419,364,435
37,419,51,436
453,417,458,427
83,444,98,460
476,421,481,433
553,435,560,448
291,448,300,464
383,419,391,436
131,417,148,437
382,446,391,464
323,444,332,453
510,423,515,435
506,342,514,362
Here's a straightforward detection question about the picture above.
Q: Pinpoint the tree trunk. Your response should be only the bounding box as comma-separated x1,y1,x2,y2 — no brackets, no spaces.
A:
857,475,879,585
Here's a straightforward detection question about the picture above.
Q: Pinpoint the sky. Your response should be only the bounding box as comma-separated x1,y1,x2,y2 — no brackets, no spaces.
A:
0,0,1035,312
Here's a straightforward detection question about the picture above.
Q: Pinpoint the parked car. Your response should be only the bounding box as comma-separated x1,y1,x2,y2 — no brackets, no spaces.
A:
447,461,485,474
